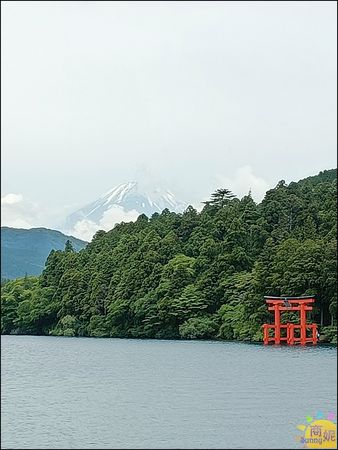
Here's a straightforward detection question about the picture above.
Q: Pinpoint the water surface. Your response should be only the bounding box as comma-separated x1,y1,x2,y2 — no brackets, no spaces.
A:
1,336,336,449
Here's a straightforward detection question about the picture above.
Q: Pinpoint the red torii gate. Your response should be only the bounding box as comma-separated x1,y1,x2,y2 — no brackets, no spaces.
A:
262,296,318,345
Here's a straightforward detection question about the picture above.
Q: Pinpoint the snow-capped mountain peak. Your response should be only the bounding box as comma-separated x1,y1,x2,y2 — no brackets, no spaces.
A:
100,182,137,205
65,181,187,232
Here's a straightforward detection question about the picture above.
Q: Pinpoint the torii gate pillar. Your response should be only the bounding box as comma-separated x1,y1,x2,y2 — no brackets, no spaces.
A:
273,303,281,345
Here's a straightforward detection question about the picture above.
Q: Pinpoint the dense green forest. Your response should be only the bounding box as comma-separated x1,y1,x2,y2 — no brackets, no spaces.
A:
1,169,337,343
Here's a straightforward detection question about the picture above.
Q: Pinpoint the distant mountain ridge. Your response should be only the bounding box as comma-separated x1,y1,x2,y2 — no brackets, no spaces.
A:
65,181,187,230
1,227,87,280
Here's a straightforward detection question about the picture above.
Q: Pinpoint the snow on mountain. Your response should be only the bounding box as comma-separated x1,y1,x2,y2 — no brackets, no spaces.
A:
65,182,187,238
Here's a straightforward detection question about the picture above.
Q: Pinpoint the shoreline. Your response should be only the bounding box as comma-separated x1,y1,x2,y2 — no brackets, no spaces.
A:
2,333,337,347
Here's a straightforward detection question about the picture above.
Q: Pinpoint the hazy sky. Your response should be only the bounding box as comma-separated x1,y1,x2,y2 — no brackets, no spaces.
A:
1,1,337,232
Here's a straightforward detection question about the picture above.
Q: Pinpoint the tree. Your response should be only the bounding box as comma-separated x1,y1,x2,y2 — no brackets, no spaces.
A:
65,240,74,253
179,316,218,339
202,188,235,208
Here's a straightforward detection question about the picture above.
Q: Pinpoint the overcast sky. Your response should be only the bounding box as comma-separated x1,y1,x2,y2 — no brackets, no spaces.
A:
1,1,337,232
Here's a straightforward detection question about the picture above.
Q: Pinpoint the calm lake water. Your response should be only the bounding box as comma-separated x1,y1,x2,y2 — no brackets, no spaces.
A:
1,336,337,449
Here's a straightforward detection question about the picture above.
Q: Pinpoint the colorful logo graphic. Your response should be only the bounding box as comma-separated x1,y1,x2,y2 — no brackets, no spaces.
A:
296,412,336,448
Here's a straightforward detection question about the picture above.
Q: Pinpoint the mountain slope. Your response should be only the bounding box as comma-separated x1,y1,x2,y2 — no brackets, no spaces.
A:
65,181,187,229
1,227,87,280
295,168,337,186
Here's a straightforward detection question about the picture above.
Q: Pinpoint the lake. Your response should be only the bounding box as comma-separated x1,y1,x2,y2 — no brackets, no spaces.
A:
1,336,336,449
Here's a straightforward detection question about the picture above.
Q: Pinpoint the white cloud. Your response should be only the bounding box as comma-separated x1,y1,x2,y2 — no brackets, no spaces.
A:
70,205,140,241
1,192,141,240
1,193,41,228
1,193,23,205
215,166,270,202
71,219,100,242
101,205,140,229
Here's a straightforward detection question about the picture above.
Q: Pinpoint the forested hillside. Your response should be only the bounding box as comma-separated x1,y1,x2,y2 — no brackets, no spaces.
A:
1,169,337,342
1,227,87,279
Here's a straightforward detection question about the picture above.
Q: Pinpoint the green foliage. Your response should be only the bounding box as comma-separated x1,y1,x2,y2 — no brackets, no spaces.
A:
1,169,337,342
50,315,78,337
179,316,218,339
202,188,236,209
320,326,337,344
64,240,75,253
